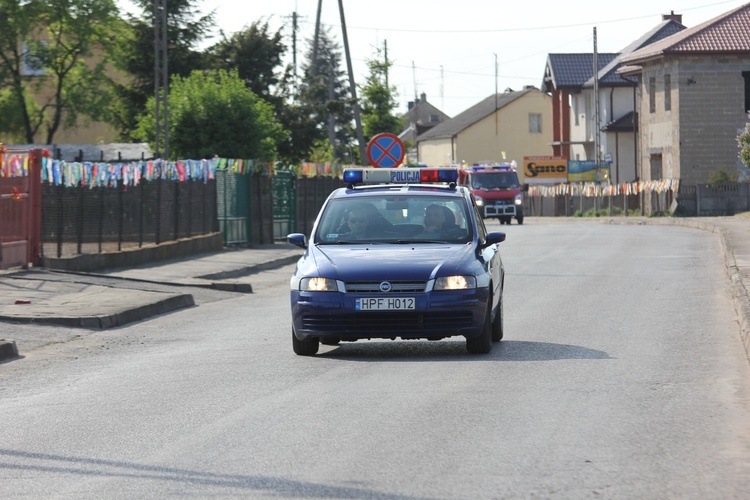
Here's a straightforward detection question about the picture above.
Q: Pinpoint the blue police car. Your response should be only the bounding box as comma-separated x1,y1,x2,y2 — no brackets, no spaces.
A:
287,167,506,356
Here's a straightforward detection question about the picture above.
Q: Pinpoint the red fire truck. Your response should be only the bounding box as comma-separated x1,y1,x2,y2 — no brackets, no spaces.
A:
458,162,525,225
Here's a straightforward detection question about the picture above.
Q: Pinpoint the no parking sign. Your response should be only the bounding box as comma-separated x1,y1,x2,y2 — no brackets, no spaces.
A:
366,133,405,168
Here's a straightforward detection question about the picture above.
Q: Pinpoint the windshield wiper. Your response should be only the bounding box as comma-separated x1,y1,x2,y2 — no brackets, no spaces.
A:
394,239,448,244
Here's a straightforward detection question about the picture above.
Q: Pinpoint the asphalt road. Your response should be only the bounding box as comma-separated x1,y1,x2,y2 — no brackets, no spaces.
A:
1,221,749,498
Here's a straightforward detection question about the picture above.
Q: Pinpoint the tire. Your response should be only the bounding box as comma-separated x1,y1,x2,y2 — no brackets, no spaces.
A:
516,216,524,225
292,328,319,356
466,302,493,354
492,293,504,342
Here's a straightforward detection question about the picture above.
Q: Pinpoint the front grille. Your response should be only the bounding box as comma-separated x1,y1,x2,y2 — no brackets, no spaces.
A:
345,281,427,293
301,311,474,334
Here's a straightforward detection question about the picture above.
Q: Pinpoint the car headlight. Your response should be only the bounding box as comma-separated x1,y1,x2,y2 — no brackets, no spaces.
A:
515,193,523,205
434,275,477,290
299,277,338,291
475,196,484,207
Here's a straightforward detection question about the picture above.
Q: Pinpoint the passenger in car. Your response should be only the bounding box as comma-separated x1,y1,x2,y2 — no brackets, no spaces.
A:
421,204,458,234
345,207,371,239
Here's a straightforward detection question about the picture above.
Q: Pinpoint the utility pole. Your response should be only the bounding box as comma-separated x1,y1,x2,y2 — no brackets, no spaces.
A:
440,65,444,111
337,0,366,164
593,27,601,177
311,0,323,77
154,0,168,159
310,0,366,164
412,61,417,101
494,53,499,151
292,10,299,99
384,39,388,88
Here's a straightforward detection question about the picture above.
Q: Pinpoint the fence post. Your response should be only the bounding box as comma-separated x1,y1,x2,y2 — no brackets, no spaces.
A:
187,179,193,238
155,174,162,245
77,186,85,255
173,180,180,241
56,184,64,258
139,179,145,248
97,186,104,253
28,150,42,267
118,182,124,251
696,185,702,216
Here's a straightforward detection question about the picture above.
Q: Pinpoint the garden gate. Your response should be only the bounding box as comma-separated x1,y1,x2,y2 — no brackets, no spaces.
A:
0,148,42,269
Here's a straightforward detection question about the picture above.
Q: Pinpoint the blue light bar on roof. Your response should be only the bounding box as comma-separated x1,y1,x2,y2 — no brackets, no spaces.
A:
343,168,458,186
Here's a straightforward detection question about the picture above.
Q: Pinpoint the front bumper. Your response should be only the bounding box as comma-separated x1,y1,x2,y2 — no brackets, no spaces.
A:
291,288,489,342
484,201,517,217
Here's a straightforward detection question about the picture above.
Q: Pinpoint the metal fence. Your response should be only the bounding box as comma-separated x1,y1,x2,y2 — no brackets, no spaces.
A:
41,178,218,259
216,170,343,245
525,182,748,217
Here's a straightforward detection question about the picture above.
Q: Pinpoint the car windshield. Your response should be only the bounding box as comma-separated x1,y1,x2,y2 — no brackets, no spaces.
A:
314,194,473,244
470,172,519,190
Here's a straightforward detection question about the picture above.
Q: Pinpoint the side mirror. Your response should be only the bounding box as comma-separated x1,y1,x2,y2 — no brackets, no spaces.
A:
287,233,307,249
482,231,506,248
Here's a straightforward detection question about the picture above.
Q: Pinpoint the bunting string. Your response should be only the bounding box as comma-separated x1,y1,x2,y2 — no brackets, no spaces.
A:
527,180,680,198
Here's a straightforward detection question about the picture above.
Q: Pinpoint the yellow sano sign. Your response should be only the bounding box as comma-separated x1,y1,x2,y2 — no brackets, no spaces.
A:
523,156,567,183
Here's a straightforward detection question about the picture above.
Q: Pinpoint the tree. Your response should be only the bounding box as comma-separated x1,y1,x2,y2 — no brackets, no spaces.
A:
206,19,287,108
360,51,401,141
111,0,215,140
133,69,287,161
297,27,357,163
204,17,317,165
0,0,121,144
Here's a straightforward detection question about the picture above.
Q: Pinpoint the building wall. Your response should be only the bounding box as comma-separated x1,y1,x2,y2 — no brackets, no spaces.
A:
571,86,637,163
639,55,750,185
676,56,750,184
455,92,553,170
417,137,454,166
605,130,637,183
602,87,638,183
569,92,591,161
0,27,126,145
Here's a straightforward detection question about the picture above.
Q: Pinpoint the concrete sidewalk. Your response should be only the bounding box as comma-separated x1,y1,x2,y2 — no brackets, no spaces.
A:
1,217,748,364
0,243,305,359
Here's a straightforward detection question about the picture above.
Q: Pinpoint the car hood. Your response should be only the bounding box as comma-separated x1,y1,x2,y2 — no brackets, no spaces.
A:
302,244,475,281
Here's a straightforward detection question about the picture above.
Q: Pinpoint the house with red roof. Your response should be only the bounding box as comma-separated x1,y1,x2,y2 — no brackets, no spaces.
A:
542,13,685,184
619,2,750,194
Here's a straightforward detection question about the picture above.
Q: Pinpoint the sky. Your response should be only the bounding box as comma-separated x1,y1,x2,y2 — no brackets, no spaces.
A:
118,0,747,118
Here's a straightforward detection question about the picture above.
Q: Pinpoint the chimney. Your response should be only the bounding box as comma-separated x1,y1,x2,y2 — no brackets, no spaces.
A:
408,101,415,110
662,11,682,24
420,92,427,102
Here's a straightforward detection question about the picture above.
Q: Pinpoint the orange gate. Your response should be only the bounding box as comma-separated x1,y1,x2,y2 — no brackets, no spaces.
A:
0,147,42,270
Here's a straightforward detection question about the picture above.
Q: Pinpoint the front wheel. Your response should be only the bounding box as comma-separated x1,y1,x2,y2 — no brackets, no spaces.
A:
292,328,319,356
466,303,493,354
492,293,504,342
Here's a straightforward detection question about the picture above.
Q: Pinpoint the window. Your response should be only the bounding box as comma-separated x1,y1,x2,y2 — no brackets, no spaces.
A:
529,113,542,133
664,74,671,111
743,71,750,112
574,95,579,126
21,41,46,76
649,77,656,113
430,114,439,123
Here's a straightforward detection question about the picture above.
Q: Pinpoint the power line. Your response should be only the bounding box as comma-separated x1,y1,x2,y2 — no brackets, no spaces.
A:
293,0,738,34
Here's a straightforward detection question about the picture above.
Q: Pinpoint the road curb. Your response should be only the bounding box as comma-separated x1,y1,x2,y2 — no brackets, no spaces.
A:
0,339,19,361
195,255,303,280
0,293,195,330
